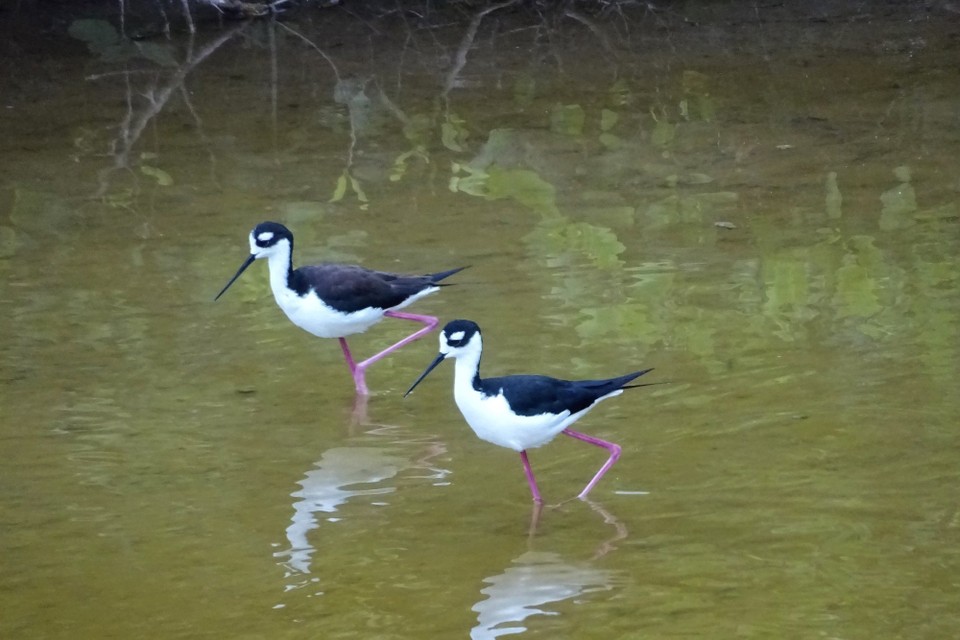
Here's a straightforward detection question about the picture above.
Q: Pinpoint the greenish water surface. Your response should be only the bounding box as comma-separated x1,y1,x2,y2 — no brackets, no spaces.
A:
2,3,958,638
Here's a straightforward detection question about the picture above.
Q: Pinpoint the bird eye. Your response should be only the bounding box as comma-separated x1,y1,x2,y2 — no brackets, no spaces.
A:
256,231,274,244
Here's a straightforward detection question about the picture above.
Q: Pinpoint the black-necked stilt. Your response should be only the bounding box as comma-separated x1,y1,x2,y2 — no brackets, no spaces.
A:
404,319,654,502
215,221,466,395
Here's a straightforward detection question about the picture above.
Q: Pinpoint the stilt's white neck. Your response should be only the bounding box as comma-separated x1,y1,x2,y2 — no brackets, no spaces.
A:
264,241,294,297
452,338,483,392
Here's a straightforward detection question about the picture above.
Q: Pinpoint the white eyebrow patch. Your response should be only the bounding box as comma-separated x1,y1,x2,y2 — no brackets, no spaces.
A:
448,331,466,342
257,231,274,242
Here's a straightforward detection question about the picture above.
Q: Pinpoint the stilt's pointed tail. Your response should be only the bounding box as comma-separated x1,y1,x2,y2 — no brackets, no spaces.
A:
429,266,469,284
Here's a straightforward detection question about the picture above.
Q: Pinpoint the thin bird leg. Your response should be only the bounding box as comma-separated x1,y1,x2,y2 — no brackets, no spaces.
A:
349,311,440,395
562,429,622,499
528,500,544,538
338,338,369,395
520,450,543,503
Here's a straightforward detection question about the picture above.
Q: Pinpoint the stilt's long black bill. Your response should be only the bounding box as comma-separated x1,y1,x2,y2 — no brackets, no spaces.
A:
404,353,446,397
214,254,256,301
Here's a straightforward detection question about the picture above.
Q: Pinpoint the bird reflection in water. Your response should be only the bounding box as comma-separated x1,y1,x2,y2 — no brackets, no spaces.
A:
471,500,628,639
272,418,448,590
273,446,403,579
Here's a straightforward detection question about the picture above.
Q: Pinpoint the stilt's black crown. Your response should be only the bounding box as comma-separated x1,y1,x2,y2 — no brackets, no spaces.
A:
443,319,480,347
251,221,293,249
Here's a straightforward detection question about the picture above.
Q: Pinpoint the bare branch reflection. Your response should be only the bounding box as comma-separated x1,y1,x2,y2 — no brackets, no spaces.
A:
92,22,247,198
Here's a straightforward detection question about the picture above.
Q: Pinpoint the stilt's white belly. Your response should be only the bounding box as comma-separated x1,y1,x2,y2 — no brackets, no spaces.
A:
453,386,579,452
273,288,385,338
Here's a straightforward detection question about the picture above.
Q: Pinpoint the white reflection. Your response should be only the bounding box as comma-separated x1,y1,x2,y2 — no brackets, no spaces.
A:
272,426,450,589
274,447,404,576
471,551,615,640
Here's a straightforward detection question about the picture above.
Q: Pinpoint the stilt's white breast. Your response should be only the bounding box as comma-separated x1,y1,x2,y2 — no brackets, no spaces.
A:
264,251,385,338
453,385,575,451
450,358,585,451
273,286,386,338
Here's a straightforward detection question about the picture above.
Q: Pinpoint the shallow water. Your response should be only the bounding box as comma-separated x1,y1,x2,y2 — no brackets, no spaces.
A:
2,2,959,638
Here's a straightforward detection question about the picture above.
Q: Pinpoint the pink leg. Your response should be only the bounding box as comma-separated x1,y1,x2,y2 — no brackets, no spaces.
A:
528,500,544,537
338,338,368,395
562,429,622,499
520,450,543,503
339,311,440,396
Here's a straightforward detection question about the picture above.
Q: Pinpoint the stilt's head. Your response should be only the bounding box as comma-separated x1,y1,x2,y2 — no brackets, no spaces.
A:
404,319,482,396
246,221,293,260
214,221,292,300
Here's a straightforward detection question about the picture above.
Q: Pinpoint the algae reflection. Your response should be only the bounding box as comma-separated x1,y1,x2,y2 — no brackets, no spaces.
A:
449,108,959,388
